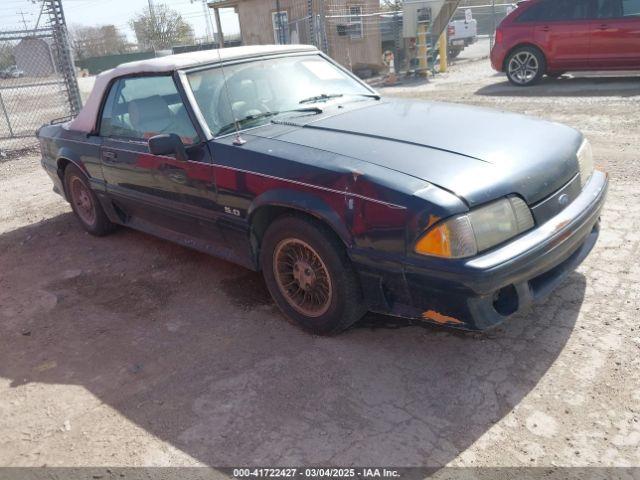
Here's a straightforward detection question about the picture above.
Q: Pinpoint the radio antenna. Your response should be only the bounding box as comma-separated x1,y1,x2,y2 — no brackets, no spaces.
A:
214,40,246,145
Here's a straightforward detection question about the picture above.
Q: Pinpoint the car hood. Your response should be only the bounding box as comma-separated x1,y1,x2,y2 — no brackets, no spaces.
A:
268,99,583,206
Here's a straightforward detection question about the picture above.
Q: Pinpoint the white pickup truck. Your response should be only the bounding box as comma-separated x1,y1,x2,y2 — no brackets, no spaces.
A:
447,9,478,59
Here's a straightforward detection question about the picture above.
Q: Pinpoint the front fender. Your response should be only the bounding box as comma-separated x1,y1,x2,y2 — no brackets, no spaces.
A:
248,188,353,247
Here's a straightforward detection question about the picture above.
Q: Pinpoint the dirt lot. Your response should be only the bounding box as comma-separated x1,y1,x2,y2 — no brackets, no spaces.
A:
1,60,639,471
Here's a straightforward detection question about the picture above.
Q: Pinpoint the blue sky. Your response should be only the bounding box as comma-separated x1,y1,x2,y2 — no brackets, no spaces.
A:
0,0,240,42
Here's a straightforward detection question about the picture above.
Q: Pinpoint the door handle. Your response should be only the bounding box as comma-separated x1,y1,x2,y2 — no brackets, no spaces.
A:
102,150,118,165
540,25,550,32
598,24,609,30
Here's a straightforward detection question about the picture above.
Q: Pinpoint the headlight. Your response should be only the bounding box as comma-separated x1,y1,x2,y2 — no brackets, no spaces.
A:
415,196,535,259
577,138,594,188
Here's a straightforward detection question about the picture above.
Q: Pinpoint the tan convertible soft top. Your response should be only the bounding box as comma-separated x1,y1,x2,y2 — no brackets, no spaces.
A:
67,44,318,133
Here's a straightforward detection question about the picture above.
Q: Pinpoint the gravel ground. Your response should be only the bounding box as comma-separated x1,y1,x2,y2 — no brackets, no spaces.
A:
1,59,639,472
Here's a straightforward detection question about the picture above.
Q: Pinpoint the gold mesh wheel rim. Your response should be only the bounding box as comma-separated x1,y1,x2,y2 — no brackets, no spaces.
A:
70,176,96,226
273,238,333,318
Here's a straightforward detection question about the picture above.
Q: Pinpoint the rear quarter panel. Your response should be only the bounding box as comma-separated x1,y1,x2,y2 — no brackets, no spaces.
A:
38,124,104,195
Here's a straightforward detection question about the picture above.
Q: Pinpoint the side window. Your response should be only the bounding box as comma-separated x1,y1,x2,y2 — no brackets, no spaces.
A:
597,0,624,17
548,0,592,20
519,0,592,21
622,0,640,15
99,76,199,145
517,2,547,22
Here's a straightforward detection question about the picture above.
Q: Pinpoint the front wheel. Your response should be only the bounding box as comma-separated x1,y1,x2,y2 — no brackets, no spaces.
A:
260,216,367,335
506,46,546,86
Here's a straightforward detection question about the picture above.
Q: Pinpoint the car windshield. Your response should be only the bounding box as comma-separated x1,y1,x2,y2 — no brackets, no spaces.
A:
186,54,376,137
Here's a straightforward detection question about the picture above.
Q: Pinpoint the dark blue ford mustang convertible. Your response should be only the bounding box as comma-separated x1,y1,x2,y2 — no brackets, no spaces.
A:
37,45,608,334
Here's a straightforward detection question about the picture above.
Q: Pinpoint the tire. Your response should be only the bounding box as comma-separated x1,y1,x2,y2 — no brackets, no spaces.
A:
505,46,546,86
260,215,367,335
448,47,462,59
64,164,115,236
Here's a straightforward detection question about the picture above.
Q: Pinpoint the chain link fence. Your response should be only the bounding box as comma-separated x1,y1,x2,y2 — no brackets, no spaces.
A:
257,0,515,78
0,0,80,155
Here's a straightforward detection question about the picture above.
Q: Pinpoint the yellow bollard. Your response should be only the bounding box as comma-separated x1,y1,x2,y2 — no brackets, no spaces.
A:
439,31,448,73
417,22,428,76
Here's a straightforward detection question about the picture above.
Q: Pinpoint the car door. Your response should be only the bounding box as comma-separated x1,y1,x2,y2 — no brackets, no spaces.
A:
591,0,640,68
532,0,594,71
98,74,227,252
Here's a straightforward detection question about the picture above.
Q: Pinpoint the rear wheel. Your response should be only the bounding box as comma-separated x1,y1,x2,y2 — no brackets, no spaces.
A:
260,215,366,335
448,47,462,59
64,164,115,236
506,46,546,86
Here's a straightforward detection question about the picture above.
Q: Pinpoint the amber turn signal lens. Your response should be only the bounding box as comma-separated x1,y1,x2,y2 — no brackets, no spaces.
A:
415,224,452,258
414,215,477,259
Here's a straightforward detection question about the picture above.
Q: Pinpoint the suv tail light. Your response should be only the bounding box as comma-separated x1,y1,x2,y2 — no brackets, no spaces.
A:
448,25,455,36
495,28,503,45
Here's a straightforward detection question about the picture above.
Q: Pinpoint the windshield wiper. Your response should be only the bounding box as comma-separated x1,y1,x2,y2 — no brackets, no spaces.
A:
216,107,323,136
248,107,323,119
299,93,381,106
346,93,381,100
299,93,343,104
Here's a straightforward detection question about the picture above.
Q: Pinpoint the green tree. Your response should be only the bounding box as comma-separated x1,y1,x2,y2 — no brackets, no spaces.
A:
130,4,195,51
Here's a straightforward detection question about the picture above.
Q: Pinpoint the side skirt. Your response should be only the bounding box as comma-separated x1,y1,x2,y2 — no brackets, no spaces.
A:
94,191,257,271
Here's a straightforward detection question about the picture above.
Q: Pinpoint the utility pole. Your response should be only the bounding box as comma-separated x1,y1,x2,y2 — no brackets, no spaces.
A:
17,10,29,30
319,0,328,53
392,0,401,73
192,0,214,43
276,0,283,44
307,0,315,47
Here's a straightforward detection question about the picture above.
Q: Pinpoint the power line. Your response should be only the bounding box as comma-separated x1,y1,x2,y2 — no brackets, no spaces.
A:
16,9,31,29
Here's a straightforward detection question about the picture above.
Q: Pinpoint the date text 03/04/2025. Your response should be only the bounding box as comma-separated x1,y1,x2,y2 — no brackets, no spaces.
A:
232,468,401,478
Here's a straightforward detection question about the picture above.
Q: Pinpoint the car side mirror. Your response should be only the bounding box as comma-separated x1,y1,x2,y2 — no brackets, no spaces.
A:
148,134,188,162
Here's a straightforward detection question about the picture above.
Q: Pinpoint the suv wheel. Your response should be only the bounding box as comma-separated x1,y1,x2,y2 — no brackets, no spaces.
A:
64,164,115,236
506,46,545,86
449,47,462,59
260,215,367,335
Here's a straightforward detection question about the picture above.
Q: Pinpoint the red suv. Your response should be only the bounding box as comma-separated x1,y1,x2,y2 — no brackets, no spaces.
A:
491,0,640,86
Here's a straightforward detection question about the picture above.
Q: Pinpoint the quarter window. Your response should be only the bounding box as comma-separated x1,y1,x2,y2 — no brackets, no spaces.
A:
597,0,623,17
99,75,199,145
623,0,640,15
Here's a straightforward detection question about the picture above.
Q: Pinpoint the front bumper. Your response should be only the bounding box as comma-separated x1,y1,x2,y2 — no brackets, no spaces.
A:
356,170,609,330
